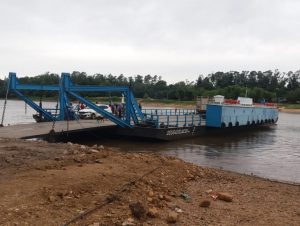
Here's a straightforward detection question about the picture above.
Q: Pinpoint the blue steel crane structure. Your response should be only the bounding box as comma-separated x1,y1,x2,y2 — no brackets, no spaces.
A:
7,72,144,128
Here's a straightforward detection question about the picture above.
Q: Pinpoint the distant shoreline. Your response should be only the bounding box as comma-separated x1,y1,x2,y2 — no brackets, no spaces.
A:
279,108,300,114
2,98,300,113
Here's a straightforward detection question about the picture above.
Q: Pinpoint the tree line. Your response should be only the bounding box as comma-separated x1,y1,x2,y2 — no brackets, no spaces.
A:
0,70,300,103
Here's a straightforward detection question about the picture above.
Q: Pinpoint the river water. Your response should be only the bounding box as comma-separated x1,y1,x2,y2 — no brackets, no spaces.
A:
1,100,299,183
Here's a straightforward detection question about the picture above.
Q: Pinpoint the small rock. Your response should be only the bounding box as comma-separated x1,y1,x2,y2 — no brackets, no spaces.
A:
187,174,195,180
88,223,100,226
166,211,178,223
67,142,73,146
54,157,61,161
147,197,153,202
217,192,233,202
48,195,56,202
122,218,135,226
205,189,213,194
91,149,99,153
166,203,177,209
169,191,177,197
86,149,92,154
91,144,98,149
127,218,134,223
95,159,103,164
148,191,154,197
129,202,147,219
150,197,159,205
199,200,211,208
73,157,81,163
106,194,117,202
158,194,164,200
164,195,171,202
98,145,104,150
147,207,159,218
56,191,64,198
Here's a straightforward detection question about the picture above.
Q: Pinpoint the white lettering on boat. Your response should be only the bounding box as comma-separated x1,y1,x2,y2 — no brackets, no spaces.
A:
166,129,190,136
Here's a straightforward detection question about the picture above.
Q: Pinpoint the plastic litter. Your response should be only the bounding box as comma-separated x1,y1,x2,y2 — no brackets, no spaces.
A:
175,207,183,213
180,192,190,201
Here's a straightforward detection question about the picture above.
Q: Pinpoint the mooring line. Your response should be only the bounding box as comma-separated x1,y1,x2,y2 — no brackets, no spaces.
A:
62,165,162,226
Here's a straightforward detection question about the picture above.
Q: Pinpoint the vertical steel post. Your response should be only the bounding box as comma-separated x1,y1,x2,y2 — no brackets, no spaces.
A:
156,115,159,128
125,90,131,124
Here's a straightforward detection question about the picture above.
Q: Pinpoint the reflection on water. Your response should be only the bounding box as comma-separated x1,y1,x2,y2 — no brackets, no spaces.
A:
1,100,300,183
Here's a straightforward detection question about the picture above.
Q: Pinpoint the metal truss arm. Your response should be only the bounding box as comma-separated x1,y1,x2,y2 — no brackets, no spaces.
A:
68,91,132,128
9,72,59,91
13,90,55,121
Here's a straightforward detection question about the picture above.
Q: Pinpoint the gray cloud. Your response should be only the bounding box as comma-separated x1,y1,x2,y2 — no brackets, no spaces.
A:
0,0,299,83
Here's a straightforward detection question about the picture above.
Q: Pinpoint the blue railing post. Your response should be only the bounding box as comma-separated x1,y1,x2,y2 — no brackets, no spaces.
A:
192,114,194,126
167,115,169,127
199,114,201,126
8,72,17,91
125,90,131,124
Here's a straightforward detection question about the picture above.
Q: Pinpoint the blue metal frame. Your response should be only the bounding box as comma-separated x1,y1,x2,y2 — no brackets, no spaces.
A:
7,72,145,128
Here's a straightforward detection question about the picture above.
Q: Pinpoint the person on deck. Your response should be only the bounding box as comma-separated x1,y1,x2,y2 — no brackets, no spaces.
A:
80,103,85,109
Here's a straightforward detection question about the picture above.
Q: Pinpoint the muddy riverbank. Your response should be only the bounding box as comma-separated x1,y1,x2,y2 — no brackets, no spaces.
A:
0,138,299,226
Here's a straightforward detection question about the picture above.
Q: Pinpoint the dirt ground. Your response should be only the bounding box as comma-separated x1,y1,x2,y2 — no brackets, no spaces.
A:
0,138,299,226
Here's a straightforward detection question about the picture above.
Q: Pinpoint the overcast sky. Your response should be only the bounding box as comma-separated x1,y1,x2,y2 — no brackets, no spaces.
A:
0,0,299,83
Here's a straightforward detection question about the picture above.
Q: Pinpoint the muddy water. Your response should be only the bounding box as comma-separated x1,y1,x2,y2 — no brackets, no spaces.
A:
92,112,300,183
0,99,56,125
1,100,300,183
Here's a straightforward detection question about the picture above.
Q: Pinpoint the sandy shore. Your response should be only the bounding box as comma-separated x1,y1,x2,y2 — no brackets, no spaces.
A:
0,138,299,226
278,108,300,114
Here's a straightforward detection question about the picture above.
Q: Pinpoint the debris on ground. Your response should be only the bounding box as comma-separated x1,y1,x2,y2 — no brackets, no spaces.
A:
180,192,190,201
129,202,147,219
217,192,233,202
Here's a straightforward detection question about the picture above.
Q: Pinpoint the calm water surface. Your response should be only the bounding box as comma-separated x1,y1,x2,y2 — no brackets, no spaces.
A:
1,100,299,183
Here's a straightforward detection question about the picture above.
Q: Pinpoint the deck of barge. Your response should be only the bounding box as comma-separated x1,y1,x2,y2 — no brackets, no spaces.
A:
0,120,116,139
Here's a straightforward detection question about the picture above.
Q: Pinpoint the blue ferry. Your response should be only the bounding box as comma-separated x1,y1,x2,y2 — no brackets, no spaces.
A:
205,96,278,128
115,96,279,140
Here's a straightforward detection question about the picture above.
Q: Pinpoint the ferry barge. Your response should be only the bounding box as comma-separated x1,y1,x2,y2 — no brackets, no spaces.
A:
116,95,278,140
4,72,278,141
